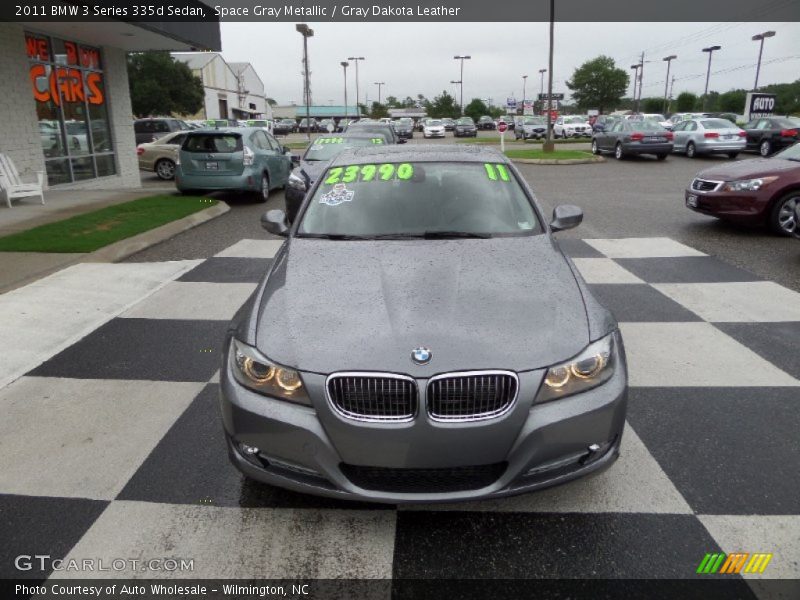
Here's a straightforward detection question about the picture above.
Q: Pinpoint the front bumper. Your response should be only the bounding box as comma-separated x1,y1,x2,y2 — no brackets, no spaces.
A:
454,129,477,137
684,187,767,222
424,130,446,138
220,339,628,504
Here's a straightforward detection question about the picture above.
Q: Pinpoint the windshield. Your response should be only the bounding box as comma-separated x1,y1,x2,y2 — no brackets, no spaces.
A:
298,161,540,238
701,119,737,129
630,122,667,132
457,118,474,124
773,142,800,161
564,117,585,124
246,120,268,127
303,136,384,161
184,133,242,153
427,120,443,126
524,118,544,125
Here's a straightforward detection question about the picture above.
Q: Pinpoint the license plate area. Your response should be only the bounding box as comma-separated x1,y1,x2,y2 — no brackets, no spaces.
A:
686,194,698,208
206,161,219,170
644,136,665,143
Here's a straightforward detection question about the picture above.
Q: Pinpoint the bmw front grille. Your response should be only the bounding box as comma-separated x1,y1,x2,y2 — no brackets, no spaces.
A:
327,373,417,422
427,371,519,422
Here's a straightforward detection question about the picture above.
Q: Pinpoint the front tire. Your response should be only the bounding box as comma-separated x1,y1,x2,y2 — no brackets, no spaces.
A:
155,158,176,180
769,191,799,236
686,142,697,158
656,154,667,161
258,174,270,203
591,139,600,155
727,152,739,159
759,140,772,157
614,143,624,160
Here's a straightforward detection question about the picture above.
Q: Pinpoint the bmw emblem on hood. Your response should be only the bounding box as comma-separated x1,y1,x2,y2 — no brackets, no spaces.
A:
411,346,432,365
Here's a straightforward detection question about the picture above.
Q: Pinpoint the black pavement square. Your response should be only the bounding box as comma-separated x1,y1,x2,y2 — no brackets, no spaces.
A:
556,238,604,258
627,387,800,515
714,322,800,380
392,512,733,580
588,283,702,322
614,257,761,284
0,494,108,579
178,257,271,283
28,318,228,382
118,384,384,510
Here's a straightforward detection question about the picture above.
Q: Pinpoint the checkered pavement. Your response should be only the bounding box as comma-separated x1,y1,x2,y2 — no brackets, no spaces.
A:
1,237,798,594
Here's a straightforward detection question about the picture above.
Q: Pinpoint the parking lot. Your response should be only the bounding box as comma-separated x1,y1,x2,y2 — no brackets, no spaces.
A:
3,134,799,596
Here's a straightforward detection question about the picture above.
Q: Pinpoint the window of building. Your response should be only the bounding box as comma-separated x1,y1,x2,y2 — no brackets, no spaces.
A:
26,32,116,185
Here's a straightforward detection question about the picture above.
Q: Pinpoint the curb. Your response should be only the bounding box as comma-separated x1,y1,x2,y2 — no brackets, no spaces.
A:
0,202,229,294
511,156,605,165
84,201,230,263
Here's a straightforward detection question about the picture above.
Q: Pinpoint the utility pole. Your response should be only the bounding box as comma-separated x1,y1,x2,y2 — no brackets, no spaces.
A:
296,24,314,142
636,52,644,113
667,75,675,114
662,55,677,114
522,75,528,114
347,56,365,117
453,55,471,115
630,64,640,108
702,45,721,111
543,0,555,152
374,82,385,105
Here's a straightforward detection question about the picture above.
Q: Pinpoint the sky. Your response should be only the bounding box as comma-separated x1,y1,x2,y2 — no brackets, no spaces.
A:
219,21,800,107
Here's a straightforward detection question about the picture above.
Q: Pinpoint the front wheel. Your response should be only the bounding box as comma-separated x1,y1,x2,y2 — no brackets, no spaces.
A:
614,143,624,160
258,174,270,202
591,139,599,155
656,154,668,161
686,142,697,158
759,140,772,157
727,152,739,159
769,192,799,236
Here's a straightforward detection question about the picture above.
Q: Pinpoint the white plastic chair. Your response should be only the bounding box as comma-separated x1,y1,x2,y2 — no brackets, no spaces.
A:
0,153,45,208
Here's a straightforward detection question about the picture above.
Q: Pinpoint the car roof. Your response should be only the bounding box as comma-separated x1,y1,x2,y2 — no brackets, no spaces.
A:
329,144,506,166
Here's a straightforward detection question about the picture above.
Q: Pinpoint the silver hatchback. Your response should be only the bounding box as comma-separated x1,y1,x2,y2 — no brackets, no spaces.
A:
672,118,746,159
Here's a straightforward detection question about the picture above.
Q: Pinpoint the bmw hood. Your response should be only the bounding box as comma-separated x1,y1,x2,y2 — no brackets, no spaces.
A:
698,158,800,181
254,236,591,376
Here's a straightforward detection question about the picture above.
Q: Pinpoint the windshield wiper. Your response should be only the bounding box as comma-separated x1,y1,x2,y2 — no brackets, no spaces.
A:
422,230,493,239
296,233,374,240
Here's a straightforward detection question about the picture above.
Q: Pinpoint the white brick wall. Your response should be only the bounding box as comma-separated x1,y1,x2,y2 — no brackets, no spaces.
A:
0,23,140,191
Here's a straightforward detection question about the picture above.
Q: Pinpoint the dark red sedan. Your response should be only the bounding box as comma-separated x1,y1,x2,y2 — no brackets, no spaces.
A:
685,142,800,236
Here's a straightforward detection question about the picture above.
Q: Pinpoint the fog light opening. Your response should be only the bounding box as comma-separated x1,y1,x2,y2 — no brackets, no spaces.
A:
580,440,613,466
240,443,259,456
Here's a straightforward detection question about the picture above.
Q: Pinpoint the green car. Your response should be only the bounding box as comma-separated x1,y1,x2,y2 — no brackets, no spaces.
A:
175,127,294,201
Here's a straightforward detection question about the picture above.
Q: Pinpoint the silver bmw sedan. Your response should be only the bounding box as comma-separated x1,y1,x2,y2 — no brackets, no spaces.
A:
220,145,628,503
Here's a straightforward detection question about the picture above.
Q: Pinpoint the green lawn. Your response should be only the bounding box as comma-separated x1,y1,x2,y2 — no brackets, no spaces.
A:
457,137,589,145
0,195,217,253
504,149,595,160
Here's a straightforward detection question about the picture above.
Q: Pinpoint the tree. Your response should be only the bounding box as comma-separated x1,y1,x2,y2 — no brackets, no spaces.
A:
464,98,489,122
357,103,368,117
402,96,416,108
642,97,666,113
127,52,204,117
675,92,698,112
717,90,747,113
565,55,629,114
370,102,389,119
384,96,399,108
427,91,460,118
265,98,277,107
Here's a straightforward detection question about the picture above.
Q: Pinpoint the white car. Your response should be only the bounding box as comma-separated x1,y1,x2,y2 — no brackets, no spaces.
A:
553,116,591,138
423,119,446,138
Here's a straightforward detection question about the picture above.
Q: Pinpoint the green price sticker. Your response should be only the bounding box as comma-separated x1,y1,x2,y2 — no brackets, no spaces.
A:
314,137,344,145
484,163,510,182
324,163,414,185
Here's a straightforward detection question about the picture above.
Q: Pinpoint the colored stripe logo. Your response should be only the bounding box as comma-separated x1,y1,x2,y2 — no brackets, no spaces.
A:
697,552,772,574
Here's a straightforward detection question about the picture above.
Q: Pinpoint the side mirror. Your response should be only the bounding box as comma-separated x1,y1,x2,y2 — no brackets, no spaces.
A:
550,204,583,232
290,154,300,164
261,209,290,237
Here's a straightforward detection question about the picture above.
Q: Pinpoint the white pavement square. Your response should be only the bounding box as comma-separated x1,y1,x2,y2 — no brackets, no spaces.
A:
401,424,692,514
585,237,707,258
55,501,397,579
121,281,258,321
571,258,645,284
654,282,800,323
699,515,800,580
0,377,202,500
213,239,284,259
619,322,800,387
0,260,201,390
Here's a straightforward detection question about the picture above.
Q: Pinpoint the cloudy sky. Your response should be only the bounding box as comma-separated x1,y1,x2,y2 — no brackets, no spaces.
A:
219,21,800,107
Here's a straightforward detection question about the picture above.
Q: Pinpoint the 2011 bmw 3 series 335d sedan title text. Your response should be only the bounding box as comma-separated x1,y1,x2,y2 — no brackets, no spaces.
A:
220,146,628,503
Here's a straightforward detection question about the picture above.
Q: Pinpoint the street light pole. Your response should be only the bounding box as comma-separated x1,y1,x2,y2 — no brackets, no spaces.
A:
340,61,349,123
347,56,365,118
701,45,721,111
522,75,528,114
374,82,385,105
543,0,555,152
662,55,677,114
453,55,471,115
296,24,314,142
752,31,776,91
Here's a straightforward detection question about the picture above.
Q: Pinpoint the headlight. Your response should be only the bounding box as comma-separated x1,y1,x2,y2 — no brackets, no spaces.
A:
229,339,311,406
720,176,778,192
287,171,307,191
535,333,616,404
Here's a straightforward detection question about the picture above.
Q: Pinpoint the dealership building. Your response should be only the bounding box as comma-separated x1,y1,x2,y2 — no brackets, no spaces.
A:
0,18,220,191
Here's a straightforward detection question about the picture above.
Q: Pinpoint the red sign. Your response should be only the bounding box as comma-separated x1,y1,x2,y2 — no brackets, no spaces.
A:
497,121,508,133
29,64,104,106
